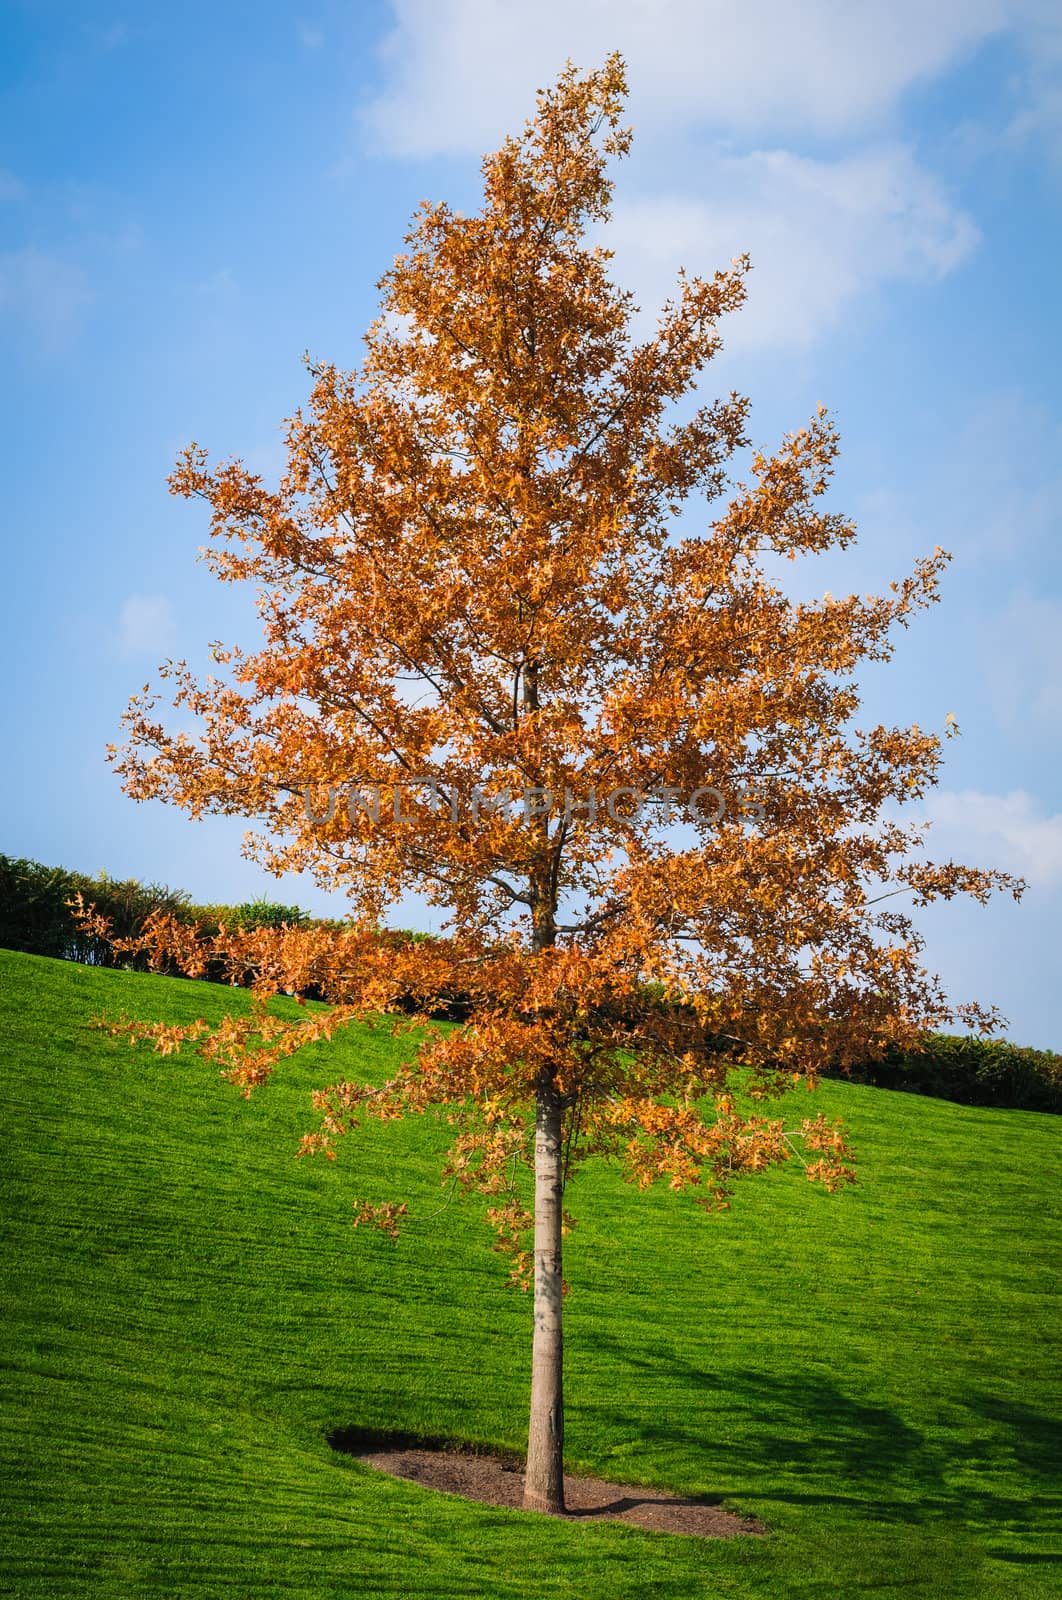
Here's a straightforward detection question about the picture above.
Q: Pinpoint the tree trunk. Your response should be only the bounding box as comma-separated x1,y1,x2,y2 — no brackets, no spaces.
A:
524,1082,565,1512
522,648,563,1512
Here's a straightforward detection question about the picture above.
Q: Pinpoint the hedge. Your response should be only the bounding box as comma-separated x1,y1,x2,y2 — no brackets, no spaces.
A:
1,852,1058,1111
832,1034,1062,1114
0,854,309,972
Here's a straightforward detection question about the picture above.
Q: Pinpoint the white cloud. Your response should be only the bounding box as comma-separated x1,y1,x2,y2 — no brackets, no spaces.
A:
601,145,978,348
920,788,1062,889
358,3,996,356
298,22,324,49
1005,1,1062,155
0,169,23,202
0,248,92,351
367,0,1023,156
364,0,1012,155
117,595,178,657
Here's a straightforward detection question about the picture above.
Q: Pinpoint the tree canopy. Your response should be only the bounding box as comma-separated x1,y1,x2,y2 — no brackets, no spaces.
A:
91,55,1021,1512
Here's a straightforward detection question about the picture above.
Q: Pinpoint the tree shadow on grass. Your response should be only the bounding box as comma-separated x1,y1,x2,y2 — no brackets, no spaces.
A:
963,1396,1062,1478
577,1332,1062,1547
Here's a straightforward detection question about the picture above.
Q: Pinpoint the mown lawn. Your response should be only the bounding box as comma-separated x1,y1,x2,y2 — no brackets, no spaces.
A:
0,947,1059,1598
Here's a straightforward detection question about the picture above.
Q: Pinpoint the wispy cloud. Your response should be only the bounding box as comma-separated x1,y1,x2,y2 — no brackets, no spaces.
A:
1005,2,1062,157
88,20,129,51
196,266,238,298
982,591,1062,739
920,788,1062,889
602,145,978,348
364,0,1012,155
802,386,1062,607
359,2,998,355
116,595,178,657
943,393,1062,560
0,248,92,351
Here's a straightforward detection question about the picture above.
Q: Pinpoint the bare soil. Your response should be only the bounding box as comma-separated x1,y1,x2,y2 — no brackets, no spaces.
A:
353,1446,767,1538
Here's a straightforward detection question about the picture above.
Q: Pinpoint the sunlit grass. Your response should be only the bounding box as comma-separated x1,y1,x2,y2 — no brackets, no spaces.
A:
1,948,1059,1598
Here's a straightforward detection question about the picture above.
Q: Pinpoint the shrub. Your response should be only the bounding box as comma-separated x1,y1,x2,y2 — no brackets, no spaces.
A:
189,899,312,933
0,855,191,968
835,1034,1062,1114
0,856,82,961
4,853,1057,1112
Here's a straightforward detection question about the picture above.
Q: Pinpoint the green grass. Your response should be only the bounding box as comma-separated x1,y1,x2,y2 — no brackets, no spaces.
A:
1,947,1060,1599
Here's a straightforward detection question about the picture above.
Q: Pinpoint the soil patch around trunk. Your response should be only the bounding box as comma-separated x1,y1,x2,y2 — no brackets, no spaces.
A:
331,1431,766,1538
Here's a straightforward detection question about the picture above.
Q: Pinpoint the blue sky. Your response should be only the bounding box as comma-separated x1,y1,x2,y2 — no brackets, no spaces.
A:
2,1,1060,1045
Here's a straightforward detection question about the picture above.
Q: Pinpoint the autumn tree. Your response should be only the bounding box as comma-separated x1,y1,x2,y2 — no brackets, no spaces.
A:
94,57,1020,1514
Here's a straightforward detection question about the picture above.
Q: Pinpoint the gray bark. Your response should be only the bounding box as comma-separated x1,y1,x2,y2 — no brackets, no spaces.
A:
523,1082,565,1512
520,648,565,1511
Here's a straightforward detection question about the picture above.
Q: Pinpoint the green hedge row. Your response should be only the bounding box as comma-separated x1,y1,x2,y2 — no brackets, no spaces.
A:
0,853,311,971
1,852,1058,1111
831,1034,1062,1114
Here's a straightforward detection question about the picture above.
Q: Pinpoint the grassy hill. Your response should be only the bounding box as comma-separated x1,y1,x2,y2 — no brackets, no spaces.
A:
1,948,1059,1598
